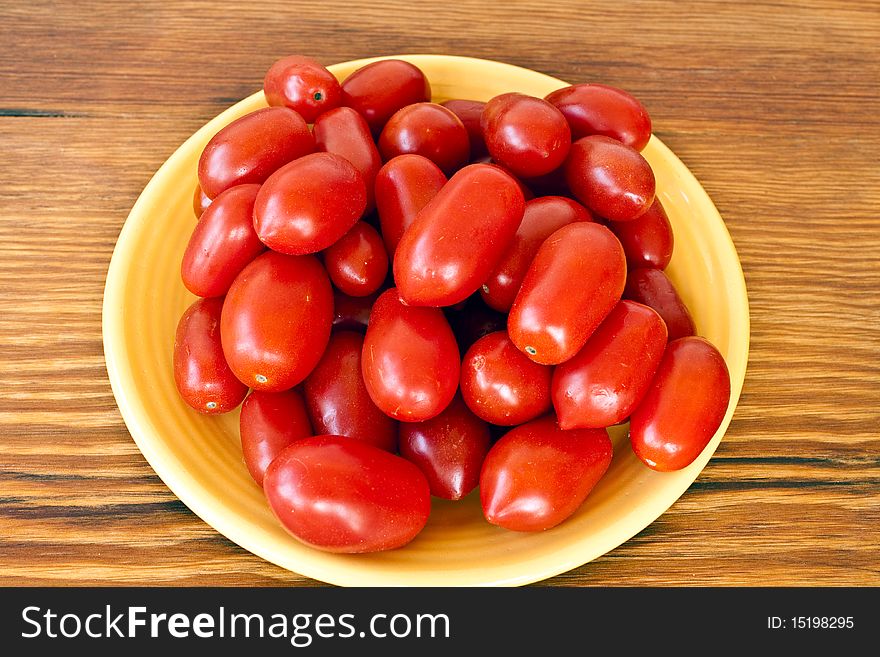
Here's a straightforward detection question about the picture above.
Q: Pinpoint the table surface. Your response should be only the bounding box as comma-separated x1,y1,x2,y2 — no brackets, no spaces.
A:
1,0,878,587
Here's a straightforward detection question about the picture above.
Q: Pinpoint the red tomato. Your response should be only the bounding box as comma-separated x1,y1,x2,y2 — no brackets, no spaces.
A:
198,107,314,199
481,196,593,312
552,300,667,429
378,103,470,175
361,288,460,422
481,93,571,178
322,222,388,297
565,135,655,221
173,298,248,413
303,331,397,452
181,184,266,298
253,152,367,255
239,390,313,486
608,197,674,270
479,415,612,531
332,289,379,332
220,251,332,391
624,267,696,341
374,154,447,257
441,99,488,159
443,294,507,353
313,106,382,211
193,183,211,219
340,59,431,134
394,163,525,307
508,222,626,365
264,436,431,553
460,331,552,426
545,83,652,151
399,394,491,500
263,55,342,123
630,337,731,471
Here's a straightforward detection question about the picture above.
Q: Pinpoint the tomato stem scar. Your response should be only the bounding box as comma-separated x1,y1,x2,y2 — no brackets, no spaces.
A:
255,374,268,384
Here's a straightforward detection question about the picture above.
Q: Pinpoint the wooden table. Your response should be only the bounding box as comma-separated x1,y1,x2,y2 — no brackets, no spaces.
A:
1,0,877,586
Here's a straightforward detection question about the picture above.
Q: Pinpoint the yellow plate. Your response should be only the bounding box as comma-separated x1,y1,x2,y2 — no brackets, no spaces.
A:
103,55,749,586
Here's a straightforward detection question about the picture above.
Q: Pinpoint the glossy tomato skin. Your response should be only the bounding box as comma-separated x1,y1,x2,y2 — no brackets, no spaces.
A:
374,154,447,258
378,103,470,175
173,298,248,414
443,294,507,353
630,337,731,471
362,288,460,422
508,222,627,365
193,183,211,219
399,394,491,500
552,300,668,429
624,267,696,341
608,197,674,270
480,415,612,532
181,184,265,298
565,135,656,221
394,163,525,307
340,59,431,134
460,331,552,426
253,152,367,255
481,93,571,178
303,331,397,452
332,289,379,332
220,251,332,391
481,196,593,312
239,389,313,486
198,107,314,199
545,83,652,151
264,436,431,553
313,106,382,211
322,222,388,297
263,55,342,123
441,99,488,159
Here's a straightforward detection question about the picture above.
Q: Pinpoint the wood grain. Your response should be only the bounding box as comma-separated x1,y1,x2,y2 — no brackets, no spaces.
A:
1,0,878,586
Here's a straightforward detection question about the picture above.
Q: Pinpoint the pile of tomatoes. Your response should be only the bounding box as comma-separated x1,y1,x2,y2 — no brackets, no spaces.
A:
173,56,732,554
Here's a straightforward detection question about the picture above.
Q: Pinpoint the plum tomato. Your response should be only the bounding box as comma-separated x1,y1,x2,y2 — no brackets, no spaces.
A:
173,297,248,414
193,183,211,219
508,222,626,365
253,152,367,255
322,222,389,297
545,83,652,151
481,196,593,312
630,337,731,471
480,415,612,532
239,389,313,486
313,106,382,211
340,59,431,134
378,102,470,175
263,55,342,123
624,267,696,341
181,184,265,298
264,436,431,553
608,197,674,270
332,289,379,332
303,331,397,452
441,99,488,159
394,163,525,307
552,300,668,429
220,251,332,391
460,331,553,426
198,107,314,199
481,93,571,178
565,135,655,221
374,154,447,258
399,394,491,500
361,288,460,422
